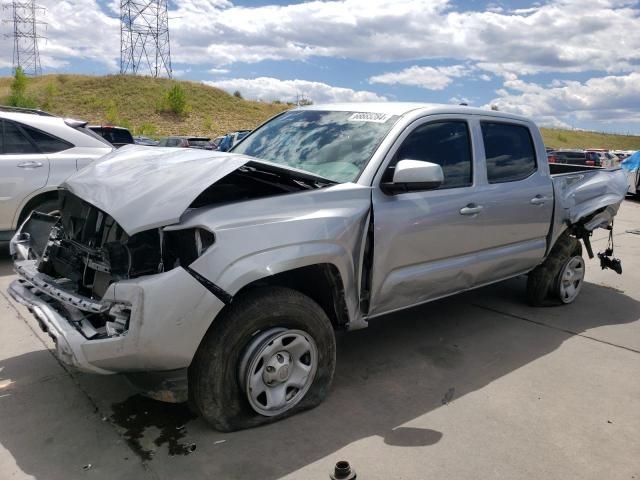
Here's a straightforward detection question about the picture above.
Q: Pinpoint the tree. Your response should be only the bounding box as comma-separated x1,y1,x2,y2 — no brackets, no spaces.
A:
233,90,243,99
7,67,37,108
158,83,191,116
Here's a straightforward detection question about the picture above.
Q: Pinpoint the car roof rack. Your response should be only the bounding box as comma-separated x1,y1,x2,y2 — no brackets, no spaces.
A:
0,105,54,116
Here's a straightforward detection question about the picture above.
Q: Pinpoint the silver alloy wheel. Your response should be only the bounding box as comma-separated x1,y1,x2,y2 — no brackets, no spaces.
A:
239,328,318,417
557,255,585,303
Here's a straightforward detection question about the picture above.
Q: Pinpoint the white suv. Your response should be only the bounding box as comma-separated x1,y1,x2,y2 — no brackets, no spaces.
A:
0,107,113,241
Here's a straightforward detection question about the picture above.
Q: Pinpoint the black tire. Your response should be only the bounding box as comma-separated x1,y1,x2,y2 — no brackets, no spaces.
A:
189,286,336,432
526,233,582,307
18,198,60,226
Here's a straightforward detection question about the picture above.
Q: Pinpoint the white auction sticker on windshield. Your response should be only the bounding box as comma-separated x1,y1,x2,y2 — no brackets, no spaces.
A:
348,112,392,123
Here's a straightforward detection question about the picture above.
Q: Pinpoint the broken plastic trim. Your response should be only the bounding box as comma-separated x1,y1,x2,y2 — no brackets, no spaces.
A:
183,266,233,305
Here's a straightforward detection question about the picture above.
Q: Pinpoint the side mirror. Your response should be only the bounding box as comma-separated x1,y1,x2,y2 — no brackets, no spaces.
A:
382,160,444,194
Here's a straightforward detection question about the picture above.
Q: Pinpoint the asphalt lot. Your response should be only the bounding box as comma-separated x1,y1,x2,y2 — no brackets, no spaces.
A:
1,199,639,480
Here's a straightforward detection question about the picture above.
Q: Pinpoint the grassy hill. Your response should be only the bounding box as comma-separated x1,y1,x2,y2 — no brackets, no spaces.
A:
1,73,639,150
0,74,288,138
540,128,640,150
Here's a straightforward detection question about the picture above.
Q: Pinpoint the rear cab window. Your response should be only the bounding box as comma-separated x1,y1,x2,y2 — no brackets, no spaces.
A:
481,122,537,183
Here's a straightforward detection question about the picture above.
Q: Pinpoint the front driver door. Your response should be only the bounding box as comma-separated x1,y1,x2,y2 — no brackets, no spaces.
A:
368,117,484,317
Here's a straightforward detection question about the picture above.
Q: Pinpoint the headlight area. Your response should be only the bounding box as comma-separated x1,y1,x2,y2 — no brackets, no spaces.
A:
22,191,216,339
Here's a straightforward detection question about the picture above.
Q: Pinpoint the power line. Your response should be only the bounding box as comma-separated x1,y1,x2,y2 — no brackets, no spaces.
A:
120,0,172,78
2,1,46,76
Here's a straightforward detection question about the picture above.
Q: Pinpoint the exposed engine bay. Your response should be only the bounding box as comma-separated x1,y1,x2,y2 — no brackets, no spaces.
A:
12,163,331,341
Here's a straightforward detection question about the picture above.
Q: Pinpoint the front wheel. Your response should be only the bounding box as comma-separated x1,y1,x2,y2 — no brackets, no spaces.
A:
189,287,336,432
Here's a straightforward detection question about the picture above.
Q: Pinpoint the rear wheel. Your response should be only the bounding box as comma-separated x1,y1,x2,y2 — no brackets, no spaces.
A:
18,198,60,226
189,287,336,432
526,233,584,306
555,255,585,303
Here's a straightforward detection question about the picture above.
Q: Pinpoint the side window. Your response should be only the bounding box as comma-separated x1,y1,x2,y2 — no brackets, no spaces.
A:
385,120,472,189
481,122,537,183
22,125,73,153
2,121,39,154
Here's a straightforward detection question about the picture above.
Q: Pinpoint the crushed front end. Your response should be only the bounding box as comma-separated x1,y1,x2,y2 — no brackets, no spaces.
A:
8,190,225,377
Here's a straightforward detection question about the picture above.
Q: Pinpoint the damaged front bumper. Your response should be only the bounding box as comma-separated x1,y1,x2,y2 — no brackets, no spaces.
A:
8,277,113,374
9,259,226,375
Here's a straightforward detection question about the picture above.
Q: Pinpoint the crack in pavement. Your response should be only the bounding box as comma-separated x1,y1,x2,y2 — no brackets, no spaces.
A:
472,303,640,355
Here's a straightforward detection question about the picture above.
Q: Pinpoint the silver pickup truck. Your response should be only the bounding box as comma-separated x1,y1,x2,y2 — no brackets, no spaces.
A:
8,103,628,431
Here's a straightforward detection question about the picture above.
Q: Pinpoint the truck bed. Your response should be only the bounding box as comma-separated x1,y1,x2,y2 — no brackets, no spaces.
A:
549,163,602,175
547,165,627,251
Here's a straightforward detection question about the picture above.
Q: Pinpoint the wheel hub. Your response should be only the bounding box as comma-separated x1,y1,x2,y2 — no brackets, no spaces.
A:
558,255,585,303
263,351,292,385
239,328,318,417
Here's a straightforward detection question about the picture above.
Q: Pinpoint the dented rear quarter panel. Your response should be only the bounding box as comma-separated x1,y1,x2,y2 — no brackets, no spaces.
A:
548,168,627,250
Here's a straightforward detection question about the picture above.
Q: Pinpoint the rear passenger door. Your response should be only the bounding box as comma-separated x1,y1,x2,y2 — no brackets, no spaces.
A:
0,120,51,231
473,120,553,283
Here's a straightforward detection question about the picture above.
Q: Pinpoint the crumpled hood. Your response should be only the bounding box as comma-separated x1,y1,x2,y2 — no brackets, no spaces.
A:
64,145,250,235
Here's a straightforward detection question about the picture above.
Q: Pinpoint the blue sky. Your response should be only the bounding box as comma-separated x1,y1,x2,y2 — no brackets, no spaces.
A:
1,0,639,134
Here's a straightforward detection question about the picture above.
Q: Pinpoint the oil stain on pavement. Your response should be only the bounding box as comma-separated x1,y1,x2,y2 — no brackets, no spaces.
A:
110,395,198,461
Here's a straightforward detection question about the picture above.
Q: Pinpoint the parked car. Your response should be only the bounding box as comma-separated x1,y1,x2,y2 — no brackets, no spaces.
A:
547,149,586,165
217,130,252,152
621,150,640,195
0,106,113,242
585,149,618,167
157,136,214,149
9,103,627,432
133,136,159,146
88,125,134,148
210,136,224,150
612,150,633,161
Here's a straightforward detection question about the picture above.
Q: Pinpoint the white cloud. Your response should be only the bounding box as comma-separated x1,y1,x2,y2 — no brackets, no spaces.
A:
449,96,472,105
208,68,230,75
205,77,387,103
485,72,640,128
369,65,471,90
166,0,640,78
36,1,119,70
2,0,638,83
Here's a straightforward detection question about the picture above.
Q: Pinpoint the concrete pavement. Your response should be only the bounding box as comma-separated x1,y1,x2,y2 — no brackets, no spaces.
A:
1,199,639,480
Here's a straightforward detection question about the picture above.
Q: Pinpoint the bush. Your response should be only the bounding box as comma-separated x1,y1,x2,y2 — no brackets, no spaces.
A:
7,67,37,108
557,133,568,143
233,90,243,99
105,100,119,124
158,83,191,116
203,116,213,130
42,81,58,110
136,123,157,136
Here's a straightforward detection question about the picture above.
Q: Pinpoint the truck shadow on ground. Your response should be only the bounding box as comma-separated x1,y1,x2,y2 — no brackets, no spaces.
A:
1,248,638,480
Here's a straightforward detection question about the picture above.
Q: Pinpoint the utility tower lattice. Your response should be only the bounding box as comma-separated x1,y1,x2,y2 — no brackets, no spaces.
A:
120,0,172,78
3,1,46,76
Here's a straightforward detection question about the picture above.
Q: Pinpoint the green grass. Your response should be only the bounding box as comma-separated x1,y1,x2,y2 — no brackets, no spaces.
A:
540,127,640,150
0,74,288,137
1,74,639,150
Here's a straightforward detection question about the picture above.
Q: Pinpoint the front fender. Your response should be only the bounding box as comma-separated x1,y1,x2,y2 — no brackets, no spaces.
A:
192,242,362,328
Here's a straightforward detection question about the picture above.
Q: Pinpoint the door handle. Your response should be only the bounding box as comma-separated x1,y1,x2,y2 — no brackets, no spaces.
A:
17,161,43,169
530,195,548,205
460,204,483,216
